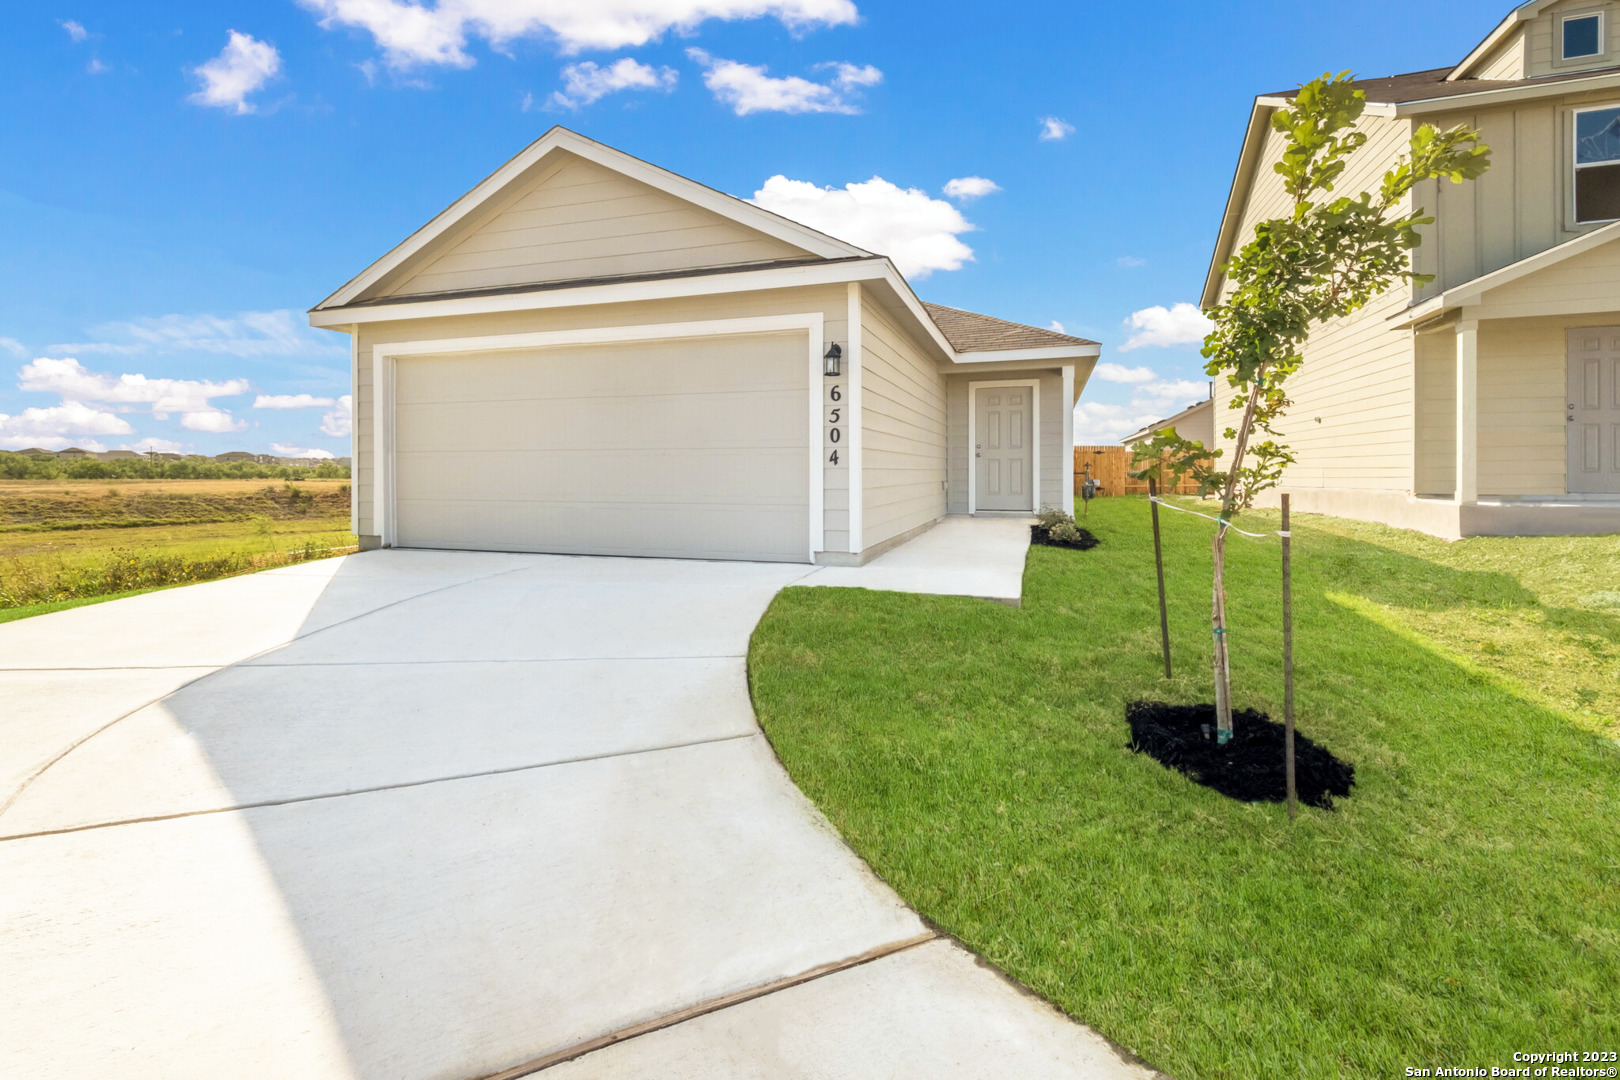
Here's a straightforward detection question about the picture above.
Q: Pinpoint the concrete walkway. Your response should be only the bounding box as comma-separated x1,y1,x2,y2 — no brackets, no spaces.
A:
0,532,1156,1079
802,514,1034,604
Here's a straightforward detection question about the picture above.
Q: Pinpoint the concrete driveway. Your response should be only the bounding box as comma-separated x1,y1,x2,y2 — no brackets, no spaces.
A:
1,544,1156,1079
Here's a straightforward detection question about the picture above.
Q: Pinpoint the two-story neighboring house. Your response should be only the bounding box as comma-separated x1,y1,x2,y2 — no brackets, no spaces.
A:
1203,0,1620,538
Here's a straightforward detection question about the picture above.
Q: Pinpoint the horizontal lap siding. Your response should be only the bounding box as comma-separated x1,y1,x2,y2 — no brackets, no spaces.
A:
352,284,847,540
1217,112,1418,494
860,299,946,549
384,153,805,298
1414,330,1457,496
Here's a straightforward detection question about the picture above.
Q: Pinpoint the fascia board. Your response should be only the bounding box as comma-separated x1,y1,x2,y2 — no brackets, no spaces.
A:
1395,70,1620,114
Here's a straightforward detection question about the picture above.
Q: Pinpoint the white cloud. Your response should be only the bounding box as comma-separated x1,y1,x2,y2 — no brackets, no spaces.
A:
1073,401,1164,446
271,443,337,459
1048,321,1065,334
181,409,248,434
61,19,89,42
1119,302,1214,352
254,393,336,409
18,357,251,419
1117,256,1147,268
0,401,135,450
1039,116,1074,141
51,309,341,359
688,49,879,115
188,30,281,115
87,58,110,75
1093,362,1158,384
125,437,187,454
749,175,974,278
550,57,676,108
300,0,859,67
320,395,354,438
0,337,26,358
1134,378,1209,410
942,176,1000,201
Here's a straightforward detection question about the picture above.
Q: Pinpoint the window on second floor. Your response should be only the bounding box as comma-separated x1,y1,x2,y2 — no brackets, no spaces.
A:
1563,12,1605,60
1575,105,1620,223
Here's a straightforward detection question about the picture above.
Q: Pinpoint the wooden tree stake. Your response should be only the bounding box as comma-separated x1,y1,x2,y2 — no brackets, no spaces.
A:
1148,477,1172,680
1282,494,1297,821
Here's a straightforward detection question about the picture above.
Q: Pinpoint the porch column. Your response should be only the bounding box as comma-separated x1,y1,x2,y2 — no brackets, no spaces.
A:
1455,319,1479,505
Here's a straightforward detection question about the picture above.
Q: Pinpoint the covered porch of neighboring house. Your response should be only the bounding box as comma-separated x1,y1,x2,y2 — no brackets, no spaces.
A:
1400,222,1620,538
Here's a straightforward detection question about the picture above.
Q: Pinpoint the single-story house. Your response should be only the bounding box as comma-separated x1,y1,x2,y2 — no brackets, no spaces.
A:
309,127,1100,564
1205,0,1620,537
1122,394,1215,449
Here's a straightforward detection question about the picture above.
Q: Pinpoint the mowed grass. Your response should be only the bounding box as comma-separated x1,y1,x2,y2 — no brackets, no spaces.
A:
749,497,1620,1079
0,478,355,613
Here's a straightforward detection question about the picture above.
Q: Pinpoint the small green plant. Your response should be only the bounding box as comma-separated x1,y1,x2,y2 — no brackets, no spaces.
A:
1036,506,1074,530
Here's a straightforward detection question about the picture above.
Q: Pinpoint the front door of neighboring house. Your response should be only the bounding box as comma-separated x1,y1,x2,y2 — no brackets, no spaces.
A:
1568,327,1620,495
975,386,1035,511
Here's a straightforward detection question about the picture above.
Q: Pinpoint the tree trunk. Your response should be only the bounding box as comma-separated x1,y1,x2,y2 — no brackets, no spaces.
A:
1211,524,1233,742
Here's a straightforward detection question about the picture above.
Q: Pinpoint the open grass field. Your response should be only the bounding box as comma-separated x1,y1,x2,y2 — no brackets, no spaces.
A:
1,478,355,615
749,498,1620,1079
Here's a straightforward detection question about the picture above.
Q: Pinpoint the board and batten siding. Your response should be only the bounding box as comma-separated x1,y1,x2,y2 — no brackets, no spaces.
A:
858,297,947,548
377,152,808,299
1524,0,1620,78
351,284,848,545
1216,110,1418,493
945,370,1065,514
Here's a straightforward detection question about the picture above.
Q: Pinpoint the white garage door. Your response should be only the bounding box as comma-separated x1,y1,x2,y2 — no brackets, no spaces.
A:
392,332,809,561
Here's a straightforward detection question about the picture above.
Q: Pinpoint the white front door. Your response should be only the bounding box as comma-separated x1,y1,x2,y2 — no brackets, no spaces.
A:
975,387,1034,511
1568,327,1620,495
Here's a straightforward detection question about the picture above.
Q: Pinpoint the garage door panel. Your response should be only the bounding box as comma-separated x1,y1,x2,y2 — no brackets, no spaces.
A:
397,338,803,404
392,333,810,561
396,449,805,504
396,499,806,560
395,388,804,453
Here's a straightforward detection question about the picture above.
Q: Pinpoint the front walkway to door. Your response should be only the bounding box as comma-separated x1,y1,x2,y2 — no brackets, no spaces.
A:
802,515,1034,605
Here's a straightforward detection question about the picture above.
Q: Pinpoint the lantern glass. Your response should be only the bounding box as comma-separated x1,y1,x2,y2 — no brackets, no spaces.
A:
823,343,843,377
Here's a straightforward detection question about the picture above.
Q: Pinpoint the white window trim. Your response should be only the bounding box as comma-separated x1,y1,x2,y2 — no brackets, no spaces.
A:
967,379,1041,515
1562,10,1606,61
1572,102,1620,225
369,313,826,561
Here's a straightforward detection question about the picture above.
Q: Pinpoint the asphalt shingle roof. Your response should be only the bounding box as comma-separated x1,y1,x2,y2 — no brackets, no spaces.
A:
920,303,1098,352
1266,64,1620,105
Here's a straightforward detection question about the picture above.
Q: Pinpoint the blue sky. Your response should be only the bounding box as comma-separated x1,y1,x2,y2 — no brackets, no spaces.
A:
1,0,1496,455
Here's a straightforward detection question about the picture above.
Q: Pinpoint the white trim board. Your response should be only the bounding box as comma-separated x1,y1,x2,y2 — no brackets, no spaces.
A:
319,127,869,310
846,282,865,554
369,313,826,561
967,379,1041,515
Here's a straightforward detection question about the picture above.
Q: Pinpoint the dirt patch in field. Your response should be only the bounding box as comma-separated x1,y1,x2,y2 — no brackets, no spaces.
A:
1125,701,1355,809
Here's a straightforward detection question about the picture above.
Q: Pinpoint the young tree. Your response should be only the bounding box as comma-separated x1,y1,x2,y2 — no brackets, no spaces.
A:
1136,73,1490,743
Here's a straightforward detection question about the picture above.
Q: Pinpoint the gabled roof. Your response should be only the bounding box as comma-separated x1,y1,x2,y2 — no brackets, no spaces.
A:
1449,0,1558,80
315,126,872,311
921,303,1099,352
1392,217,1620,325
1122,397,1213,446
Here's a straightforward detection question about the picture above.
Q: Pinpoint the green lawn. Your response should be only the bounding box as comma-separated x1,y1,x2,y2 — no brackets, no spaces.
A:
749,498,1620,1079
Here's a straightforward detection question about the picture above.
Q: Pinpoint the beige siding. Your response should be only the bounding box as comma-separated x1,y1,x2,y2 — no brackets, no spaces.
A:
1524,0,1620,78
945,370,1065,514
380,152,807,299
351,284,848,542
1478,316,1579,495
859,297,947,549
1413,330,1456,496
1215,110,1419,492
1474,30,1527,80
1476,234,1620,313
1414,94,1608,300
1214,288,1417,492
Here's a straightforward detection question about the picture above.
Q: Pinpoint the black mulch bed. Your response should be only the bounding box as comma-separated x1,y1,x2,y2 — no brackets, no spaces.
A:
1030,524,1100,550
1125,701,1355,809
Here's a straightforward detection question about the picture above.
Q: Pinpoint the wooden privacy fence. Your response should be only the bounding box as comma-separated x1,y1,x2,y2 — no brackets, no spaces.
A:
1074,446,1210,496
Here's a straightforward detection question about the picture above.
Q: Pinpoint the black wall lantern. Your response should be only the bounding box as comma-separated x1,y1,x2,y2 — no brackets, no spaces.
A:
823,342,843,377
